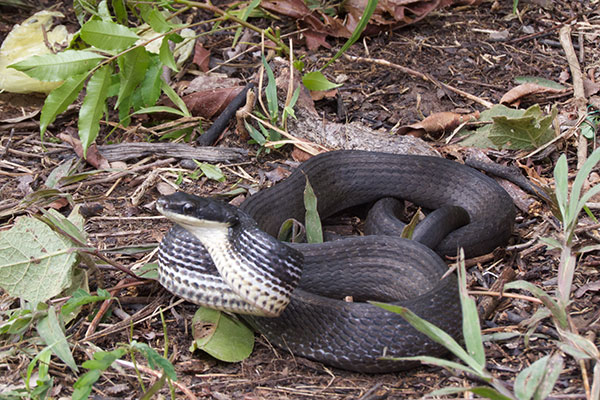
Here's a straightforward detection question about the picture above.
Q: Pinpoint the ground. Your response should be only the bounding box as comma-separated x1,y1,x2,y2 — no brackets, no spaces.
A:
0,0,599,399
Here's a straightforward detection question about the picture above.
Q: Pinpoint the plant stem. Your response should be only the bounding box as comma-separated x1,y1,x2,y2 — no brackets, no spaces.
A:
172,0,289,54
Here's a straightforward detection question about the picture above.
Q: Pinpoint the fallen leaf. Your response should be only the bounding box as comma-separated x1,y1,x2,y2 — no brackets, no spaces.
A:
291,147,312,162
183,86,244,118
310,88,338,101
500,83,566,105
575,280,600,298
303,31,331,51
396,111,479,137
185,73,242,94
58,133,110,169
193,42,210,72
584,79,600,97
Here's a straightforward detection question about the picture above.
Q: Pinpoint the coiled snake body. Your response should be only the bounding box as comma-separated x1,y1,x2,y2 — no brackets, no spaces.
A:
157,150,515,372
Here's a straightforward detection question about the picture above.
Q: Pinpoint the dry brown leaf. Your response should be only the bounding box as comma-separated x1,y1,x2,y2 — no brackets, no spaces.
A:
304,31,331,51
291,146,313,162
396,111,479,137
57,132,110,169
500,83,565,105
193,42,210,73
183,87,244,118
310,89,338,101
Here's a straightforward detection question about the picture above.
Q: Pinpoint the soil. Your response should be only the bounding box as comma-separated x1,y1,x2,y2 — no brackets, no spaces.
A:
1,0,599,399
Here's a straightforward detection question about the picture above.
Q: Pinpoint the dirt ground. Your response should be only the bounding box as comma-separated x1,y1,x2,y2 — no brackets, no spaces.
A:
1,0,600,399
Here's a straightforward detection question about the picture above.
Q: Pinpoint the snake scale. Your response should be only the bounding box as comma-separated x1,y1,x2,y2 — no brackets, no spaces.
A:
157,150,516,372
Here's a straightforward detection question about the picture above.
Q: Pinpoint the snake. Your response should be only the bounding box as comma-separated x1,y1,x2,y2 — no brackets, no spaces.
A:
156,150,515,373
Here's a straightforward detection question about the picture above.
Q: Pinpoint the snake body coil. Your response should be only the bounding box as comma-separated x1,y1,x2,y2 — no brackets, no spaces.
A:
157,150,515,372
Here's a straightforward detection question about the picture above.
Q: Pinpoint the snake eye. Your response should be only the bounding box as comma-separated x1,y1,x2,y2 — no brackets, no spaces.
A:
182,202,195,215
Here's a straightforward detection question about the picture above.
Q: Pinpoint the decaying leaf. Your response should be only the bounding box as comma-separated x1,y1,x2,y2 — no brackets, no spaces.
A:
193,42,210,72
396,111,479,137
488,104,557,150
183,86,244,118
58,132,110,169
500,83,566,105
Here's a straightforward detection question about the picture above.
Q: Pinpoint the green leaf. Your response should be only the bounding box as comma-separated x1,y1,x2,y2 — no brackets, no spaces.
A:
456,249,486,368
469,387,515,400
40,73,88,137
514,76,566,90
61,288,111,319
80,20,139,51
538,236,561,250
159,36,178,72
78,64,112,158
320,0,379,70
534,354,563,400
302,71,342,91
116,46,150,109
82,348,126,370
198,163,225,182
112,0,127,23
37,306,78,372
514,355,549,400
161,79,190,117
304,177,323,244
138,55,163,108
488,104,556,150
139,5,173,33
277,218,305,243
262,56,278,121
72,369,101,400
283,86,300,123
569,147,600,230
133,105,187,117
232,0,261,47
190,307,254,363
553,154,569,225
131,341,177,380
9,50,105,82
0,217,77,304
559,330,600,359
504,280,568,329
371,302,486,375
388,355,480,376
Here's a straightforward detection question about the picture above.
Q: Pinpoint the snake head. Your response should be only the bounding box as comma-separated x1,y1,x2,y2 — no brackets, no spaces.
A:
156,192,239,227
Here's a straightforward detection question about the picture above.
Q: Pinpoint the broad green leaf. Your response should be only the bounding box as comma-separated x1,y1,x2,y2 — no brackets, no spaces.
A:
488,104,556,150
79,64,112,158
72,369,101,400
82,348,126,370
199,163,225,182
457,249,485,368
40,72,88,136
37,306,78,372
135,262,159,280
26,346,52,390
190,308,254,362
131,341,177,380
116,46,150,109
514,76,566,90
559,330,600,359
302,71,342,91
61,288,111,319
320,0,379,70
0,217,76,304
459,104,525,149
371,302,485,375
514,355,549,400
112,0,127,24
245,121,266,145
41,207,87,244
159,36,178,72
45,159,75,189
557,342,592,360
80,20,139,50
262,56,278,121
9,50,105,82
304,177,323,244
138,55,162,108
504,280,568,329
139,5,173,33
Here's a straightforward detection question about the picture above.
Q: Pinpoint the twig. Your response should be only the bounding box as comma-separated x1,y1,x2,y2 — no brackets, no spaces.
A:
344,54,494,108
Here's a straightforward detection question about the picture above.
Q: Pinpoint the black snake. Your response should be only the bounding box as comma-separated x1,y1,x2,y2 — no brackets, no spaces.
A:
156,150,515,372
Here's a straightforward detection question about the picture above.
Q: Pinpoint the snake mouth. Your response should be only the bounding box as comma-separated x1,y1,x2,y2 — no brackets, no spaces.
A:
156,192,239,227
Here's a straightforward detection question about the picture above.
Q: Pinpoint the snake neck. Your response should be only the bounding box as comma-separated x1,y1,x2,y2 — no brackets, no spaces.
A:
181,213,304,317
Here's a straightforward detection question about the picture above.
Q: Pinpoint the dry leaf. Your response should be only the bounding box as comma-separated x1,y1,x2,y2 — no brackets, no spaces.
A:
183,87,244,118
57,133,110,169
396,111,479,137
291,147,313,162
193,42,210,72
500,83,565,105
